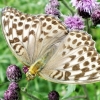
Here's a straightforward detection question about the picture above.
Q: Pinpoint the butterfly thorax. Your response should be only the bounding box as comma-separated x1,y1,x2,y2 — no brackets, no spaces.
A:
26,59,45,80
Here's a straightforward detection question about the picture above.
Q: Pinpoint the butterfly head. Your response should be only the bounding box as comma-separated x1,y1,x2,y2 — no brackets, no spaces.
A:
26,59,45,80
26,71,36,80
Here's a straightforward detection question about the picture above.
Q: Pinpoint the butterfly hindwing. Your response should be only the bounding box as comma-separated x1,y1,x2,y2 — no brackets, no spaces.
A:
39,31,100,84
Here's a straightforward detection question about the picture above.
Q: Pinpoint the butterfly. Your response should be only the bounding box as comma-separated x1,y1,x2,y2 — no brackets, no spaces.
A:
1,7,100,84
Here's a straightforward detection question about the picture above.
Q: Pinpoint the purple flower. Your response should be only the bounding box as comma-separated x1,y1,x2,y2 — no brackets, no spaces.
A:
22,66,29,74
48,91,59,100
4,89,19,100
45,3,60,17
64,15,85,30
91,8,100,26
70,0,98,18
49,0,60,7
6,65,22,82
8,82,20,92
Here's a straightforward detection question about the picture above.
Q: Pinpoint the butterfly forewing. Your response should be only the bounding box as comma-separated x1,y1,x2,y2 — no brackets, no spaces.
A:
1,7,68,66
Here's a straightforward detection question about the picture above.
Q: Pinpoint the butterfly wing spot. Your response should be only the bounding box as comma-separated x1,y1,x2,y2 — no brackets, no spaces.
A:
43,22,46,27
9,38,20,43
83,61,89,66
85,41,89,45
63,63,70,69
23,36,28,42
27,17,32,22
97,59,100,64
40,17,45,21
67,38,71,42
77,42,82,46
8,28,12,36
46,17,52,21
92,65,96,68
69,55,76,61
74,72,85,80
62,51,66,56
87,51,92,56
82,67,89,72
20,16,25,20
17,29,23,35
78,50,83,55
58,25,65,30
14,19,17,21
50,70,71,80
25,24,29,29
13,23,17,28
76,33,81,38
83,47,88,51
65,71,71,80
72,39,77,44
10,15,13,19
78,56,84,62
18,22,23,26
52,30,58,34
91,57,96,62
52,20,58,25
96,67,100,71
39,38,43,42
72,64,80,71
32,24,37,28
47,25,52,30
82,36,87,40
70,32,75,36
88,73,98,80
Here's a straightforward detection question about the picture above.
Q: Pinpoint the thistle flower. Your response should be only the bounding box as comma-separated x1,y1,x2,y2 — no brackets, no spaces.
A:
91,8,100,26
4,89,19,100
6,65,22,82
45,3,60,17
48,91,59,100
49,0,60,8
70,0,98,18
64,15,85,30
8,82,20,92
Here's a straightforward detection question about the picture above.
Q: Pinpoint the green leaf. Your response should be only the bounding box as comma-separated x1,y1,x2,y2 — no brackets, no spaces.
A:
61,84,76,100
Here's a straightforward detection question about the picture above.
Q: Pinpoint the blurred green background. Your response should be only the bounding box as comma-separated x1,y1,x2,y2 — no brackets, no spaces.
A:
0,0,100,100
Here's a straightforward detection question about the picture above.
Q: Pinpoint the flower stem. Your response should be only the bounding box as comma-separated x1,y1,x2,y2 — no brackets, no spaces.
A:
82,85,90,100
21,89,40,100
85,18,90,33
66,95,87,100
60,0,74,15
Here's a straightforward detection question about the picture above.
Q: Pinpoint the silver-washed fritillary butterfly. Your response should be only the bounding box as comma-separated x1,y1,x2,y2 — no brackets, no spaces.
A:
1,7,100,84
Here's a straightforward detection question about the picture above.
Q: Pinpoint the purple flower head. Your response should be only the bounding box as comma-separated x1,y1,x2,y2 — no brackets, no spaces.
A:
45,3,60,17
6,65,22,82
4,89,19,100
78,8,91,18
22,66,29,74
91,7,100,26
48,91,59,100
64,15,85,30
71,0,98,14
49,0,60,7
8,82,20,92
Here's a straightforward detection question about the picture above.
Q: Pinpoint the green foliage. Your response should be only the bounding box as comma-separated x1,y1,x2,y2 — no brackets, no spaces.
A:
0,0,100,100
